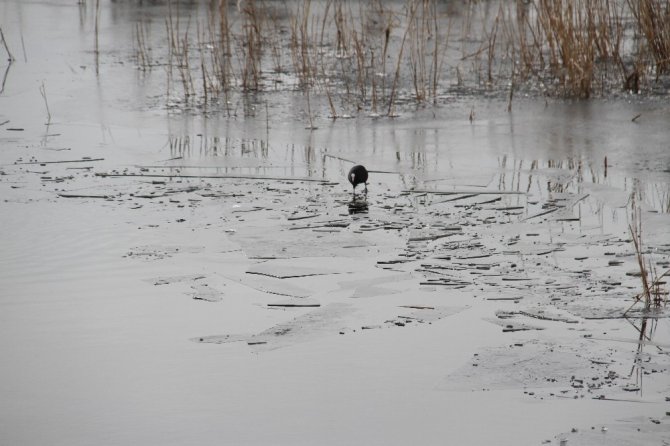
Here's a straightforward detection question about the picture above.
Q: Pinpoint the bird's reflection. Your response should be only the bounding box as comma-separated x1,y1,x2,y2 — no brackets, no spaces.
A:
348,198,369,214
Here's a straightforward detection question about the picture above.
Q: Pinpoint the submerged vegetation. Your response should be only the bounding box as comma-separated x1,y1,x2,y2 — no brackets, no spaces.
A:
131,0,670,114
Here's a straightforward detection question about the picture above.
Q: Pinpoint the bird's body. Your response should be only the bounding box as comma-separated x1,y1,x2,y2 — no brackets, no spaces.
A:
348,165,368,196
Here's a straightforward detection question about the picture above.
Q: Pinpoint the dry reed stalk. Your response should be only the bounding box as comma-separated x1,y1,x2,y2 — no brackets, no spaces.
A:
217,0,233,93
431,0,439,102
628,0,670,77
522,0,630,97
0,64,10,95
94,0,100,75
165,0,179,99
625,196,669,314
371,48,378,112
508,41,516,112
165,19,172,99
352,30,366,101
485,4,501,85
381,22,391,98
300,0,313,87
288,1,312,88
267,7,284,76
541,0,597,97
513,1,541,80
0,26,15,62
408,1,424,101
288,15,300,82
435,14,453,94
344,4,367,103
134,21,152,71
624,220,670,315
421,0,433,100
316,1,338,117
166,1,196,102
286,0,318,125
148,0,667,115
388,0,421,116
39,81,51,125
405,0,445,103
197,21,209,105
134,23,145,69
179,30,195,99
338,1,365,107
305,84,316,130
461,0,475,58
238,0,263,91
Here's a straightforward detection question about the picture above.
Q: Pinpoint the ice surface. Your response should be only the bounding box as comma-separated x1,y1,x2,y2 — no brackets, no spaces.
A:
0,2,669,445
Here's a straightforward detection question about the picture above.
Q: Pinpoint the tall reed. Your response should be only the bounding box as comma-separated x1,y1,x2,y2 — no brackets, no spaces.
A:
154,0,670,115
626,196,669,314
628,0,670,77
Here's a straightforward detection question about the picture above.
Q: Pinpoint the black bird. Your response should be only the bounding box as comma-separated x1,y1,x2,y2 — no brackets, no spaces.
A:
348,165,368,196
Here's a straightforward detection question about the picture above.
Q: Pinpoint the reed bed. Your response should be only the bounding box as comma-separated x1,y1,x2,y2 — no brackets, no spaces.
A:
135,0,669,115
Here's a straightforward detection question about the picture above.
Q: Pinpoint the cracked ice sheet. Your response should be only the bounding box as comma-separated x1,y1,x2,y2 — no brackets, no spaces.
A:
440,339,607,392
229,224,404,259
555,417,670,446
218,257,370,298
581,182,631,208
194,303,354,351
564,293,670,320
642,212,670,246
397,305,470,323
220,271,314,298
195,304,469,352
337,272,415,298
245,257,360,278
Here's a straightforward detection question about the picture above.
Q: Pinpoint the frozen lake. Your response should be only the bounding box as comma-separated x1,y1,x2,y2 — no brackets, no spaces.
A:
1,1,669,445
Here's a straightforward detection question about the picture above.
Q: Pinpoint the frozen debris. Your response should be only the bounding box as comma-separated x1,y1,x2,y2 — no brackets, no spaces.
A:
124,245,204,261
287,213,320,221
190,284,224,302
405,189,525,195
484,316,545,332
16,158,104,165
267,298,321,308
193,334,249,344
496,309,579,324
96,172,331,183
396,305,469,323
149,274,206,286
58,193,111,199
